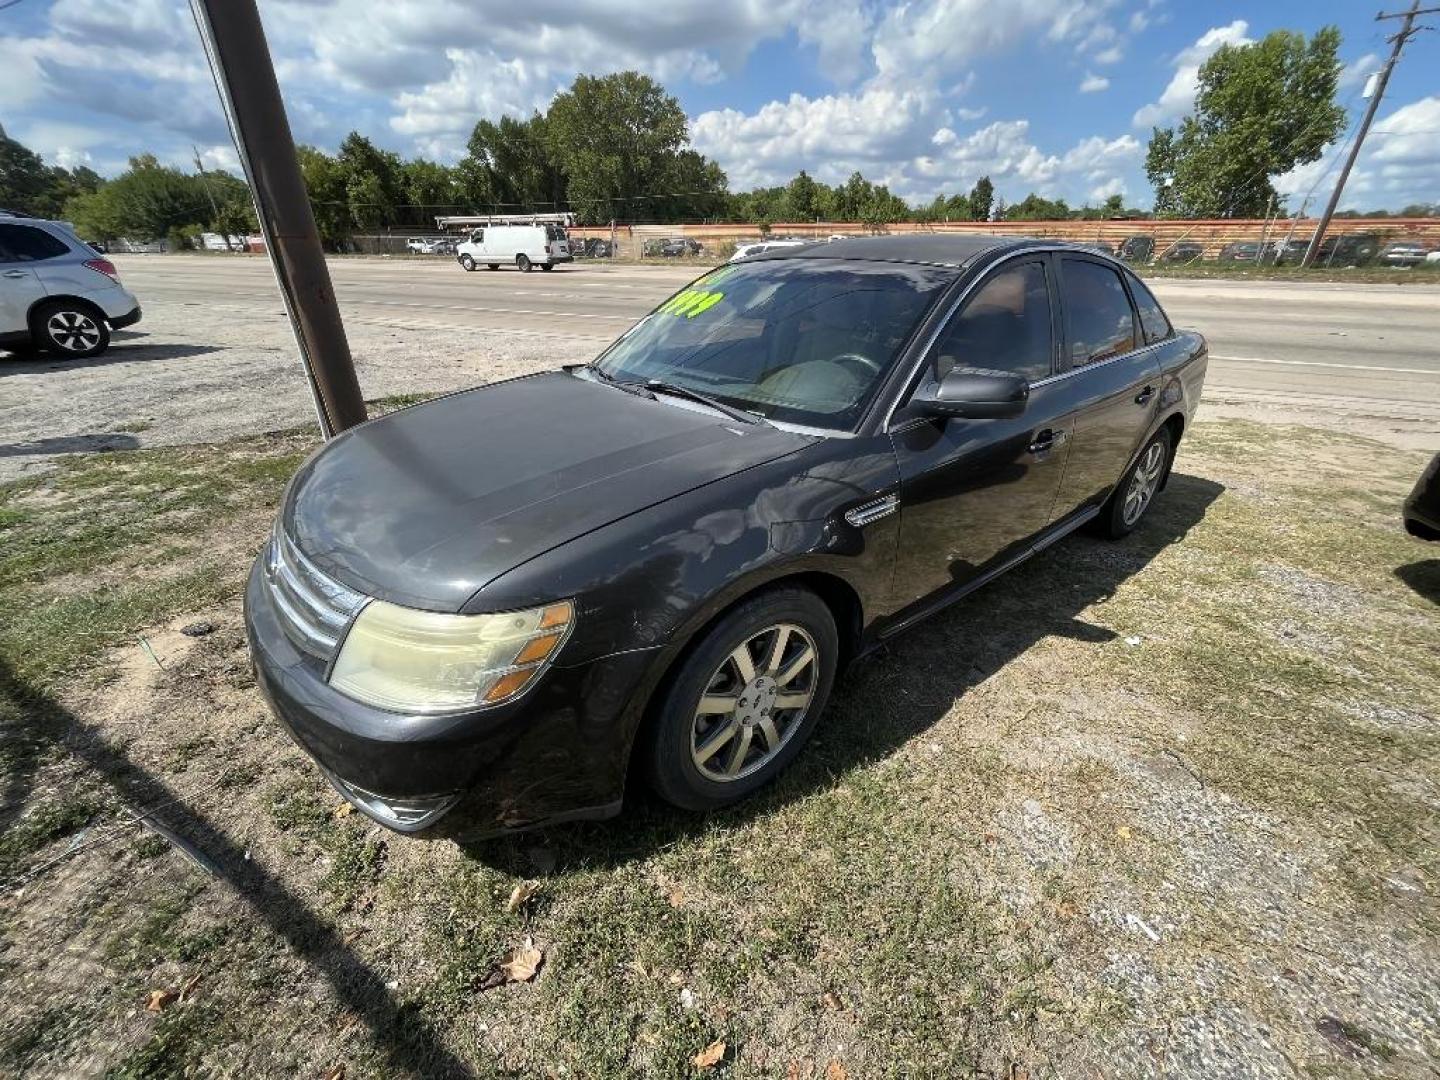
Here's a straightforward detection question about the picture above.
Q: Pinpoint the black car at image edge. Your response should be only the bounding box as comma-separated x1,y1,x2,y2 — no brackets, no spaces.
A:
244,235,1208,836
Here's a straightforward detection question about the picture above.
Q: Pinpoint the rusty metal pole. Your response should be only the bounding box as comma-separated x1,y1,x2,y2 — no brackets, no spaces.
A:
189,0,367,437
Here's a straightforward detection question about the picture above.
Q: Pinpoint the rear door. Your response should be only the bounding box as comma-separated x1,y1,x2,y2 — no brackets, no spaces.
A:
1049,254,1162,519
888,255,1072,606
0,225,56,336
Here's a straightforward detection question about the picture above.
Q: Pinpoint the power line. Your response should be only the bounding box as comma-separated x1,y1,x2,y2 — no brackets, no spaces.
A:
1301,0,1437,266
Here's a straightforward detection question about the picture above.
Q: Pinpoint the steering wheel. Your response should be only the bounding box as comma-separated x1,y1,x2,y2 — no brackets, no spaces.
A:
832,353,882,378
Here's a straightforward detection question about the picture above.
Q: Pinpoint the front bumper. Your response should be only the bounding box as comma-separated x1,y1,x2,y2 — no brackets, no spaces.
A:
244,558,655,835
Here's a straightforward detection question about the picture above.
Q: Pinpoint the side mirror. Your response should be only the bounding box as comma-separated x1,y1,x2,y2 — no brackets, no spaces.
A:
913,368,1029,420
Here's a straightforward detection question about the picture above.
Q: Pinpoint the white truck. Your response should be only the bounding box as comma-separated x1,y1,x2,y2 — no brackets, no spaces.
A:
456,224,573,273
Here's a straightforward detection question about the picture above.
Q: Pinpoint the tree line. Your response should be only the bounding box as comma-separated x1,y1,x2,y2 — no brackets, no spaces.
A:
3,57,1435,249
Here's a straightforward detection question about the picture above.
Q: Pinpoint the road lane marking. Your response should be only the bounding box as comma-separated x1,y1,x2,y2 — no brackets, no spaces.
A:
1209,354,1436,375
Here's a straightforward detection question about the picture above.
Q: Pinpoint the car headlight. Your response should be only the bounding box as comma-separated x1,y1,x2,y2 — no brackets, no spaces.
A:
328,599,574,714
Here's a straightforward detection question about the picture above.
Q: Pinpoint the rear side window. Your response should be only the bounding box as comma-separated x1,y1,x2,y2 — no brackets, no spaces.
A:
1126,273,1173,345
0,224,71,262
932,261,1053,382
1060,258,1137,367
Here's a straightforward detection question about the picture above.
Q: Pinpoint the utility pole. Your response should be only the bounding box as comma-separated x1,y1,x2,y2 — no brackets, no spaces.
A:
1301,0,1438,267
188,0,367,437
191,144,226,250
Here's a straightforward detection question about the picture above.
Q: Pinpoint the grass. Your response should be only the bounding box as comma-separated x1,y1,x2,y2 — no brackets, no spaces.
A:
0,417,1436,1077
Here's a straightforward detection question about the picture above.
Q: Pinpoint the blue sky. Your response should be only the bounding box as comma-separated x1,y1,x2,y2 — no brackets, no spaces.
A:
2,0,1436,212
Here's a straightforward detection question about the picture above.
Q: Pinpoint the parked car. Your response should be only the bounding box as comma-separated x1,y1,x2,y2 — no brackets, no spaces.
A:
1314,232,1381,267
1268,239,1309,265
1117,236,1154,262
456,223,572,272
730,238,812,261
1218,241,1262,264
1159,240,1205,264
577,238,614,258
660,238,705,257
431,238,458,256
1378,241,1435,268
405,237,439,254
1,213,141,359
1404,453,1440,541
245,235,1207,835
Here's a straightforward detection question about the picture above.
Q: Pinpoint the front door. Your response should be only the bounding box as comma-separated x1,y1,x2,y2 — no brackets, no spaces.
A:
889,256,1072,608
1049,255,1162,517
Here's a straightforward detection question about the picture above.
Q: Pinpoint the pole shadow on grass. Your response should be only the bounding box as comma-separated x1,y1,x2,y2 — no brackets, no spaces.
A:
458,471,1225,874
0,663,477,1078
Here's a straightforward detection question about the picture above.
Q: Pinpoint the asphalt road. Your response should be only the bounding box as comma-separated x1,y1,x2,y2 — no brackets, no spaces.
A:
2,255,1437,480
126,254,1440,410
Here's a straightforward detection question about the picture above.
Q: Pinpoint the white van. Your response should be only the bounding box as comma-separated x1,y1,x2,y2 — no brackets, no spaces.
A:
456,224,572,272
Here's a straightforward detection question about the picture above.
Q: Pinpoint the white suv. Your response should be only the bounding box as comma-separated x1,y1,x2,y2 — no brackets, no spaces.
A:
1,214,142,359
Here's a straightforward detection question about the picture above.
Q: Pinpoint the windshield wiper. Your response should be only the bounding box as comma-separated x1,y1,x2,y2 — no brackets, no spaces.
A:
579,364,657,400
643,380,769,426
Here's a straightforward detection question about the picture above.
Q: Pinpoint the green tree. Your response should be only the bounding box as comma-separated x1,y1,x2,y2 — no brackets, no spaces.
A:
401,159,462,225
967,176,994,221
337,133,403,230
463,114,565,212
546,72,724,224
784,170,819,221
1005,193,1071,221
62,187,126,241
297,145,351,249
98,155,210,240
1145,27,1346,217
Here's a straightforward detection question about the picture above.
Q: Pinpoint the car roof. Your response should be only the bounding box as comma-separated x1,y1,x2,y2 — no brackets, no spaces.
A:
746,233,1053,269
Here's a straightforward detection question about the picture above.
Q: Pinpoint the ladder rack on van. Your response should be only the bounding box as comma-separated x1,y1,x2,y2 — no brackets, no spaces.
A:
435,213,575,231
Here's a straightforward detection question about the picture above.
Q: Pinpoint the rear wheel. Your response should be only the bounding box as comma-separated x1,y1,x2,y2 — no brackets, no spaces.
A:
33,301,109,359
459,254,476,271
646,588,838,811
516,254,532,273
1099,428,1172,539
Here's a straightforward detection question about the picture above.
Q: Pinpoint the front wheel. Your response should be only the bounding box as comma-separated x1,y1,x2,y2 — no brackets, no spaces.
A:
33,301,109,358
459,254,476,271
1100,427,1172,539
646,588,838,811
516,254,532,273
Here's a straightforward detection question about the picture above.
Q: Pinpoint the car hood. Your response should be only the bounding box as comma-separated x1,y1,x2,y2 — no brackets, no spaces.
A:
284,371,814,611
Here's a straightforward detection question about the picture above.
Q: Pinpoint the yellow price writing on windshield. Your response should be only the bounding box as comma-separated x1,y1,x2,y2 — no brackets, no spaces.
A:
659,289,724,318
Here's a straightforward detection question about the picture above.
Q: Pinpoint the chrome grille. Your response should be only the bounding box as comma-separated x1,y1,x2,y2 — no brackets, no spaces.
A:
264,528,368,663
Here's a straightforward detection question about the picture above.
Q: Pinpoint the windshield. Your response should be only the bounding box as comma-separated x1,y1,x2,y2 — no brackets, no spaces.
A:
592,259,953,429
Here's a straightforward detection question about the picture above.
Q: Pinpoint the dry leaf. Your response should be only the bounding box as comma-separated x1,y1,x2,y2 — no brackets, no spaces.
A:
342,927,367,946
825,1061,848,1080
1116,825,1133,841
821,991,843,1011
693,1040,726,1070
178,973,203,1001
506,880,540,913
321,1066,345,1080
334,802,355,819
666,885,686,908
499,943,543,983
145,989,178,1013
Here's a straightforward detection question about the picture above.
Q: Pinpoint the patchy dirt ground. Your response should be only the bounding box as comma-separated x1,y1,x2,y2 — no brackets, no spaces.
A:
1,417,1437,1078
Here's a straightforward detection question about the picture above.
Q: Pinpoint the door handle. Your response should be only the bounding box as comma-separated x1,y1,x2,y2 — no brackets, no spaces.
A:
1135,385,1156,405
2,270,28,279
1028,429,1066,455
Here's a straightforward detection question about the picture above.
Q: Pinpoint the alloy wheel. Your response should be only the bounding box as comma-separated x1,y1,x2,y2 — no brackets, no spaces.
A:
1122,440,1166,526
46,310,102,353
690,623,818,782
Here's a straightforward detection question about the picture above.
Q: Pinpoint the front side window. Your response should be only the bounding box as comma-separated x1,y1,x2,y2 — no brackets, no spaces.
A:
593,258,954,429
1126,272,1173,345
1061,258,1137,367
931,261,1053,383
0,224,70,262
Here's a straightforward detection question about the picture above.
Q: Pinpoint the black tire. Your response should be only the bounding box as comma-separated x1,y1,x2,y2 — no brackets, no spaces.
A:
516,254,532,273
646,588,838,811
32,300,109,359
540,263,554,272
459,254,476,271
1098,427,1172,539
487,263,499,271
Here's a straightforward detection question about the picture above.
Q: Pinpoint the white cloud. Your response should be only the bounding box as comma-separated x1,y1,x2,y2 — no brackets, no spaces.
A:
1133,20,1251,128
1088,176,1125,201
1080,72,1110,93
1338,52,1380,92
